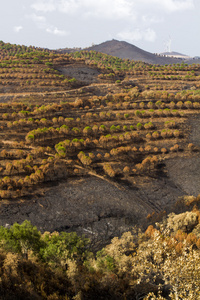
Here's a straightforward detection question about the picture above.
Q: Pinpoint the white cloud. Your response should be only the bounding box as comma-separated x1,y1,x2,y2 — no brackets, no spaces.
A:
28,13,48,33
140,0,194,12
117,28,157,43
29,13,46,27
31,0,56,12
161,0,194,11
13,26,23,33
142,15,163,25
58,0,79,14
83,0,135,19
144,28,157,42
118,29,141,42
31,0,194,16
29,0,194,46
31,0,136,20
28,13,68,37
46,27,68,36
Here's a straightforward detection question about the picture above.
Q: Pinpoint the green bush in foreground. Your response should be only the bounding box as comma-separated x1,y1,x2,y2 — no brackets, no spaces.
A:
0,206,199,299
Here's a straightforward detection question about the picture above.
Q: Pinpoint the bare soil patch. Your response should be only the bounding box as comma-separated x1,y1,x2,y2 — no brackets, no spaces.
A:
165,155,200,196
57,65,101,84
0,173,184,238
165,115,200,197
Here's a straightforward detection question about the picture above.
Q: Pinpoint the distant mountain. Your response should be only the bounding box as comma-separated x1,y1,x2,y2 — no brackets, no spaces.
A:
159,51,200,65
84,39,183,65
160,51,191,59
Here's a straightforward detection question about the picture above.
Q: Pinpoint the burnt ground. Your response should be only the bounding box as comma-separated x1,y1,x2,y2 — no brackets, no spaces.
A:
164,115,200,197
0,116,200,241
0,175,183,237
57,65,101,84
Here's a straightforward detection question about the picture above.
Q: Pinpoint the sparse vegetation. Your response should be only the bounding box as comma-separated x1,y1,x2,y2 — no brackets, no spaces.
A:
0,199,200,299
0,40,200,299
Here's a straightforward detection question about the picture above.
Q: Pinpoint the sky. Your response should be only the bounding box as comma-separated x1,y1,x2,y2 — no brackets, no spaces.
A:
0,0,200,57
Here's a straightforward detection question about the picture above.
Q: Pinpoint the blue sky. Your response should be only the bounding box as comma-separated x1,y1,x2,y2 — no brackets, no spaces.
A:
1,0,200,56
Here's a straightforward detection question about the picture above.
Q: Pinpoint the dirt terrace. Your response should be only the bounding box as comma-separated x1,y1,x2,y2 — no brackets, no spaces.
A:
0,117,200,241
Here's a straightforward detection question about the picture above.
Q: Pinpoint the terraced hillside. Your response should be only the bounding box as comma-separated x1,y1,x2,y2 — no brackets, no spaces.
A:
0,46,200,238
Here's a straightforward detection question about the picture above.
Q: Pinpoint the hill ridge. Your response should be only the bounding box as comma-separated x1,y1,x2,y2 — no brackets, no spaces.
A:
85,39,182,65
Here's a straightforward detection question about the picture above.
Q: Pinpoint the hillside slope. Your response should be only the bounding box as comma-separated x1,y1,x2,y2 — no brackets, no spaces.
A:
0,46,200,240
86,39,182,65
